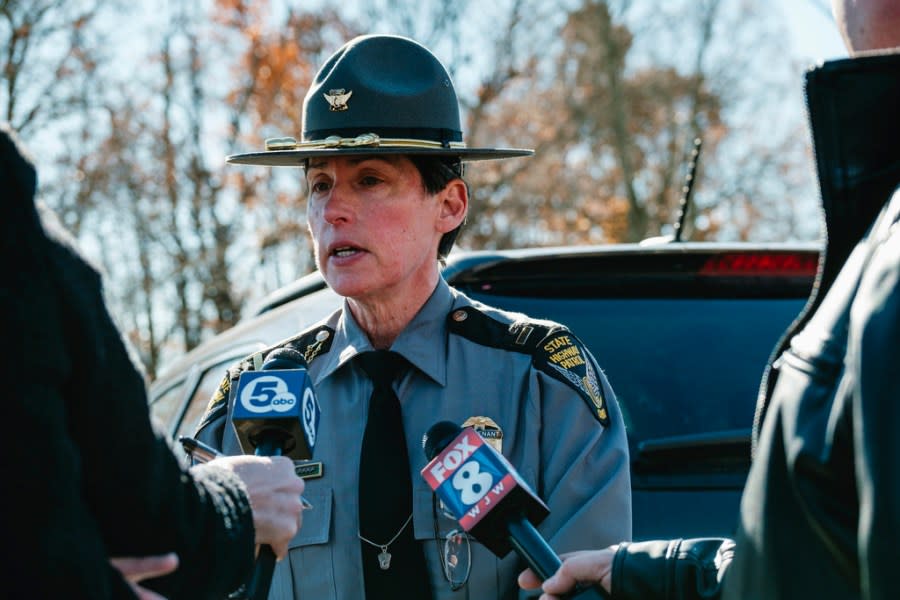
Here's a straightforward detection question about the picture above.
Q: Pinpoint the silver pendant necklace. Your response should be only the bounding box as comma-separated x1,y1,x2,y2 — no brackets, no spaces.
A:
358,513,414,570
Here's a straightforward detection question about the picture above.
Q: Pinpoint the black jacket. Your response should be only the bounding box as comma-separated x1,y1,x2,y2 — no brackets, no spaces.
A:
612,52,900,600
0,125,255,598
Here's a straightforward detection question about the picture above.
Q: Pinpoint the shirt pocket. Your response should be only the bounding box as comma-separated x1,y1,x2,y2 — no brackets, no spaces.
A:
413,488,455,595
269,487,335,600
414,487,458,540
288,486,332,547
413,487,506,600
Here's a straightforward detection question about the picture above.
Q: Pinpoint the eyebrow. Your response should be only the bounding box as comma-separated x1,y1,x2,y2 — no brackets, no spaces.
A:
307,155,402,171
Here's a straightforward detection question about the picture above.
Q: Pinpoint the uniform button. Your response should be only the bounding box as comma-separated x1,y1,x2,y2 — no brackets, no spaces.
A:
452,310,468,322
316,330,331,341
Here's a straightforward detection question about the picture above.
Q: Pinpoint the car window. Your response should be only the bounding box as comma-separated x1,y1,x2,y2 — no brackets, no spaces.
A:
467,294,803,447
149,381,189,437
155,354,259,466
175,361,236,443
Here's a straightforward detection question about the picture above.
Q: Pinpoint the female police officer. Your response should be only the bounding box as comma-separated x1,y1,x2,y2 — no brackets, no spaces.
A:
194,34,631,599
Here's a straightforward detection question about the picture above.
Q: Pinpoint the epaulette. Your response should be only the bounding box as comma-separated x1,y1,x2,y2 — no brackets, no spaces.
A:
448,306,610,426
195,324,335,432
280,324,336,365
447,306,554,353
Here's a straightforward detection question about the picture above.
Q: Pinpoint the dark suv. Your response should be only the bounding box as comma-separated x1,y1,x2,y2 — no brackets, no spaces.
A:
148,241,818,541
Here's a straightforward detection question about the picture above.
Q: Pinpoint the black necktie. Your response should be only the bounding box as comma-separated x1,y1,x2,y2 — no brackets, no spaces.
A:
357,351,432,599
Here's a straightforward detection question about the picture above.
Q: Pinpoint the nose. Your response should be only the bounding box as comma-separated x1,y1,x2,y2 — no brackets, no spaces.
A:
321,182,354,225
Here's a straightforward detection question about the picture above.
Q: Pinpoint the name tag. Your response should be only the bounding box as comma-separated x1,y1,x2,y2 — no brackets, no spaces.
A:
294,461,324,479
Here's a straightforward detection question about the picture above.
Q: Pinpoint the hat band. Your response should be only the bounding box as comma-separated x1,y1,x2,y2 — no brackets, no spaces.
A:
265,132,466,152
307,126,462,143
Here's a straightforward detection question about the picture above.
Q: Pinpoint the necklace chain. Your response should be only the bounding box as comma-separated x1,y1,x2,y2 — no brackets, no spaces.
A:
358,513,413,550
358,513,414,570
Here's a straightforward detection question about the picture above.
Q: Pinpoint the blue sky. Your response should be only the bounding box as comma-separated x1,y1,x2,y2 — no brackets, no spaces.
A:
783,1,848,62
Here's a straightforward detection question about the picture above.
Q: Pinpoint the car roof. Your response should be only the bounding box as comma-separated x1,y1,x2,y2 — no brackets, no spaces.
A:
151,241,821,393
244,241,822,316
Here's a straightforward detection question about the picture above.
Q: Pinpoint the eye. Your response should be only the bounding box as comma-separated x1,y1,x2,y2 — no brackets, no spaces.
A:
359,175,383,187
309,180,331,194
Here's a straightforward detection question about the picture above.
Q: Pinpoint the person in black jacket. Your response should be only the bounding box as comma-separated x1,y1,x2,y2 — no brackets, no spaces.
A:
0,122,307,599
519,0,900,598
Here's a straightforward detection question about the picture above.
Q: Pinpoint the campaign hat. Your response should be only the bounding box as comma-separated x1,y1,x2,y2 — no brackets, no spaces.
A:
227,34,533,166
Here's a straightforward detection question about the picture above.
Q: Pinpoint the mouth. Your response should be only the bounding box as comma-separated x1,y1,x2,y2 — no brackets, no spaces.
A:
330,245,363,258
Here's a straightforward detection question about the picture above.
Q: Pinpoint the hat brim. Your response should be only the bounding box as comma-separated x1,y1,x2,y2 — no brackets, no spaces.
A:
226,146,534,166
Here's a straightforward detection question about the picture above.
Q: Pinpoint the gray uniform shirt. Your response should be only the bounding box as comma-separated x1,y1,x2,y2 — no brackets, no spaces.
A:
196,278,632,599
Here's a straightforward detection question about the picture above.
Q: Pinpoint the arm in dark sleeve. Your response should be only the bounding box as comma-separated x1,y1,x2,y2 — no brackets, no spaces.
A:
142,461,255,598
5,198,254,597
612,538,734,600
2,123,257,598
851,193,900,600
51,247,257,599
2,126,130,598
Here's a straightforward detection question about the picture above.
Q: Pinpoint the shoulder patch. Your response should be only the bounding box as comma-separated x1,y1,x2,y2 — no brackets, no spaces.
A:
447,306,554,353
533,330,610,426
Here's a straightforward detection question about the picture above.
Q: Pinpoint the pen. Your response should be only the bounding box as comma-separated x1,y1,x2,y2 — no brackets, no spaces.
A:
178,436,313,510
178,435,221,464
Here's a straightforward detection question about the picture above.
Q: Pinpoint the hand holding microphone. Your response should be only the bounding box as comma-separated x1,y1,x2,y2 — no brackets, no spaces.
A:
202,454,307,556
179,436,313,510
230,347,321,600
421,421,607,600
518,548,617,598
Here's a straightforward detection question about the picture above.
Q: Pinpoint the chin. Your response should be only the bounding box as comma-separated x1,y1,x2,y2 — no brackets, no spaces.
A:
324,274,370,299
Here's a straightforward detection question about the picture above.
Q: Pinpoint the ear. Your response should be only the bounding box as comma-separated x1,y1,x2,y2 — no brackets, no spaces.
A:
436,178,468,234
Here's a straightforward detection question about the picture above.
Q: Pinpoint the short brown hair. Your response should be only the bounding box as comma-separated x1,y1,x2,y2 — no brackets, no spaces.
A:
409,155,467,260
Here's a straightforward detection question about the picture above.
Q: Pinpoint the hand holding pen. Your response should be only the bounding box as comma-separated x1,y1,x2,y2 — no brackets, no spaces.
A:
179,436,313,510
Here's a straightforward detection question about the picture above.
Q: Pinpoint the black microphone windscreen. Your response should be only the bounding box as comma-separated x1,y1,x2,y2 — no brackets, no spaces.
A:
422,420,463,460
262,347,307,370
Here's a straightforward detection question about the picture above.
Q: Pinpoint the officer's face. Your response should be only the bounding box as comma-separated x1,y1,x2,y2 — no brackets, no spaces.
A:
305,154,466,302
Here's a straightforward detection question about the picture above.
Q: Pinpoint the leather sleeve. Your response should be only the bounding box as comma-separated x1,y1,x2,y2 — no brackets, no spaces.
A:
612,538,735,600
850,191,900,600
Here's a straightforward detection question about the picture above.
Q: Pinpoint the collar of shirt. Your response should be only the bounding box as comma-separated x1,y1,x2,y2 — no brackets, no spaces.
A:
311,278,456,387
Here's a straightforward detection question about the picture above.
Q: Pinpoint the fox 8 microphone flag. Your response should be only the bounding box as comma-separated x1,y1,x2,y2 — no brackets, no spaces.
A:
422,427,521,530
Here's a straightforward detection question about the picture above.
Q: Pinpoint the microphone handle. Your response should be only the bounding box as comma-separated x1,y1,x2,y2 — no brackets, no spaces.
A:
245,438,283,600
506,513,561,580
570,582,610,599
506,513,609,600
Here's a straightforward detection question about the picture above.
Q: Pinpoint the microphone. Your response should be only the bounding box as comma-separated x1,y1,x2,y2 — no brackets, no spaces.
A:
421,421,607,600
231,347,320,600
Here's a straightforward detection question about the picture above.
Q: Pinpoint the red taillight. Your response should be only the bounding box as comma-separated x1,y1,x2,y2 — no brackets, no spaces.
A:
699,253,819,277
